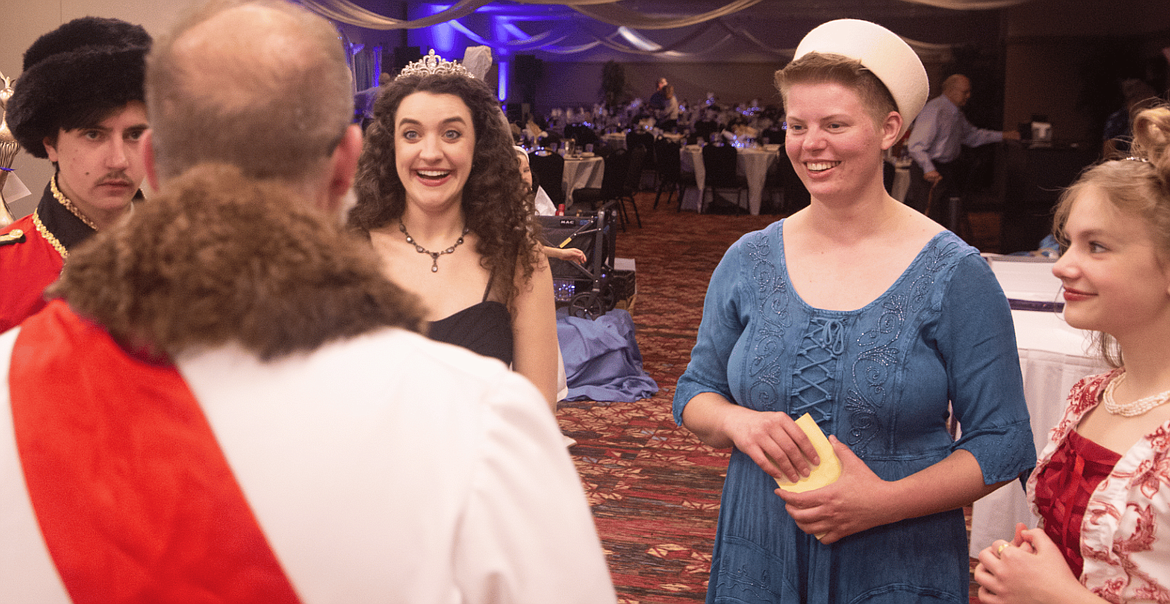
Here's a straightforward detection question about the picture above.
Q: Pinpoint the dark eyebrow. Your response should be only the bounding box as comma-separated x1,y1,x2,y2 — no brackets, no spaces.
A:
396,116,468,127
78,122,150,133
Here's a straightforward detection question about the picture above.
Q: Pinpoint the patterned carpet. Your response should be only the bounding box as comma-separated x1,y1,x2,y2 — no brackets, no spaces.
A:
558,191,994,603
557,191,773,603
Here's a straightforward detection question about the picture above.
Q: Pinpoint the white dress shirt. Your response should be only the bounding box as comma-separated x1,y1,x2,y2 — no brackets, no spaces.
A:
907,94,1004,174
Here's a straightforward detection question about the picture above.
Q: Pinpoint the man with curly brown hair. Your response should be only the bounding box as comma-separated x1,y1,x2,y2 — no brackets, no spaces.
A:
0,1,616,602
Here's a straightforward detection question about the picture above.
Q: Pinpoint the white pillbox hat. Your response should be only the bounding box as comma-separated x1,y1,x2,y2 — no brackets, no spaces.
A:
794,19,929,138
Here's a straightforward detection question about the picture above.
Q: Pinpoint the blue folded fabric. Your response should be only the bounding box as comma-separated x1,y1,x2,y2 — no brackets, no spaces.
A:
557,308,659,402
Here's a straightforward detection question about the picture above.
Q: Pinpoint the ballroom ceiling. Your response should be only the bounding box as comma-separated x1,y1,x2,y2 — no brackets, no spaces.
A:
336,0,1006,64
593,0,963,20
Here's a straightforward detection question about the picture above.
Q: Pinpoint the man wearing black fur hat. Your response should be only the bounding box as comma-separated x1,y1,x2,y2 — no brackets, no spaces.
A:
0,17,151,333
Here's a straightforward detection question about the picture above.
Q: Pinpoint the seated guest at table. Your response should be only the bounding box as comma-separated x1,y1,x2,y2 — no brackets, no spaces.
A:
673,19,1033,603
0,1,615,601
687,106,716,142
975,104,1170,604
350,51,561,411
0,17,151,333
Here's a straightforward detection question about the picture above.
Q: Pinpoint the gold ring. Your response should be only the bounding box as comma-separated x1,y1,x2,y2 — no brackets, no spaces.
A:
996,543,1009,556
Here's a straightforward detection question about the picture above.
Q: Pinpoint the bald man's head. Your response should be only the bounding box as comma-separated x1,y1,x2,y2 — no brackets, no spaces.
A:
942,74,972,107
146,0,353,184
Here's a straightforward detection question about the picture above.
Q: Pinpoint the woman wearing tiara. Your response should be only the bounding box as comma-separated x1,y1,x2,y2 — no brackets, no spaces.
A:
974,105,1170,604
349,51,560,412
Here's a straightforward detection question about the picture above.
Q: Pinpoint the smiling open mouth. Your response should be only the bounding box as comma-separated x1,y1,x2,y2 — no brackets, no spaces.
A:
417,170,450,181
806,161,839,173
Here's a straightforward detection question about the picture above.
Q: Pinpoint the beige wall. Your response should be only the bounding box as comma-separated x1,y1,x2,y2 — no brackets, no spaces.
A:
1004,39,1094,143
1003,0,1170,147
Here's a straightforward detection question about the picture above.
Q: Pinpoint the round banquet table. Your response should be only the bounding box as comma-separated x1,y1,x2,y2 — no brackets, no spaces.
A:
679,144,780,215
967,255,1107,558
561,154,604,205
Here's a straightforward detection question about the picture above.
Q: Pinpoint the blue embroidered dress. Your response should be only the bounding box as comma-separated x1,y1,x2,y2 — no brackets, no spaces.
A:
674,221,1034,603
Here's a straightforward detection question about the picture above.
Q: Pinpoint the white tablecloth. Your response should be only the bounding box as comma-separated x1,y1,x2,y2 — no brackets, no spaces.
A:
600,132,626,151
967,255,1107,557
679,144,780,215
561,155,604,205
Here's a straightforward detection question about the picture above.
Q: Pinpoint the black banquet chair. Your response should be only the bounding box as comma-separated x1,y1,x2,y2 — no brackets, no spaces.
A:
573,146,642,230
625,130,656,189
617,144,645,228
572,147,628,218
528,150,565,209
701,143,747,214
565,124,599,148
653,136,695,210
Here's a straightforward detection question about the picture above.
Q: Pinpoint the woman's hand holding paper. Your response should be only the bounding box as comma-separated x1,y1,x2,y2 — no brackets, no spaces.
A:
722,406,819,483
774,436,895,544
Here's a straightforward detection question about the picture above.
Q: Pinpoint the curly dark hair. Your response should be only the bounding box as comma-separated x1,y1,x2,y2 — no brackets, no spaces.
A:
349,71,539,307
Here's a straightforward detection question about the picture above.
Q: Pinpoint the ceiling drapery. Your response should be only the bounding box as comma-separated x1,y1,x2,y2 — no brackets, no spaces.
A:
568,0,763,30
902,0,1031,9
299,0,1035,31
298,0,621,30
297,0,489,30
299,0,1033,58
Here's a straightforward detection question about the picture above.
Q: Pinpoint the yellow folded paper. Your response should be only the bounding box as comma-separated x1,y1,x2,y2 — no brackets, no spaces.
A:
770,413,841,493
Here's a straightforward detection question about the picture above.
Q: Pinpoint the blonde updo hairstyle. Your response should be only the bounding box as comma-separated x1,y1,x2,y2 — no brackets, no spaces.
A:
1052,104,1170,366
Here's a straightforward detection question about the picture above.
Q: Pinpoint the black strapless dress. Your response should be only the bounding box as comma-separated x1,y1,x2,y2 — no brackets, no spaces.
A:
427,300,513,366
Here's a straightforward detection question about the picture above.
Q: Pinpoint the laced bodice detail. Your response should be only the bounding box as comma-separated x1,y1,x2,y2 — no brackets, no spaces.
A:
741,224,959,452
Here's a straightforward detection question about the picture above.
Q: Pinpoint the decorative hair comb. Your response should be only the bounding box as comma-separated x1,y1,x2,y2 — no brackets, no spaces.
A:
396,49,474,81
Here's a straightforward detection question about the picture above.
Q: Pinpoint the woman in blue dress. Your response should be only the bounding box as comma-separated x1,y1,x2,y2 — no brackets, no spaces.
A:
673,20,1035,603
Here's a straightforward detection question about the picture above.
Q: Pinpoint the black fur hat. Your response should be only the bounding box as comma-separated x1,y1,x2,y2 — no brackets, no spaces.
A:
7,17,151,159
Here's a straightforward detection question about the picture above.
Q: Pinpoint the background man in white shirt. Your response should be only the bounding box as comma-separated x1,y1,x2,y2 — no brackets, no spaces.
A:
906,73,1020,228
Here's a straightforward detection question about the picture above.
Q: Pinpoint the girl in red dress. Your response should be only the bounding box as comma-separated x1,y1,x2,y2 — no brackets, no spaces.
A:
974,104,1170,603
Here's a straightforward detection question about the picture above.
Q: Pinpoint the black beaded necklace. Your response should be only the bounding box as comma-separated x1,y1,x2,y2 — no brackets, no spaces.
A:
398,219,470,273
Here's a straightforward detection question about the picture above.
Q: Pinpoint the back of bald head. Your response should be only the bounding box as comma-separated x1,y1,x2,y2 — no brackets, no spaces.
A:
942,74,969,93
146,0,352,184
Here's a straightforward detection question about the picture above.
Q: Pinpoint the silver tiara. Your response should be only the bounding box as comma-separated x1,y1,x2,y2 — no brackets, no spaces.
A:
396,50,474,81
